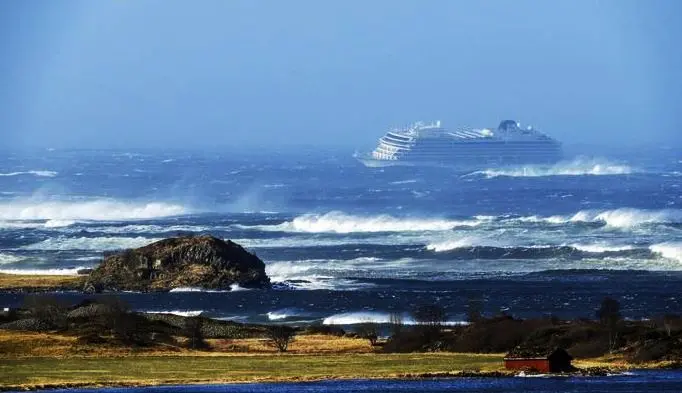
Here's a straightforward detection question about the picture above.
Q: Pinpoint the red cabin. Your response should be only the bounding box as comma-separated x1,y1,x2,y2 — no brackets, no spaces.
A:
504,348,573,373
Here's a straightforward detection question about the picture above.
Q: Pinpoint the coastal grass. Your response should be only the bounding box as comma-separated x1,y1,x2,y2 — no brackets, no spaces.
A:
0,331,372,357
0,273,81,290
0,353,505,390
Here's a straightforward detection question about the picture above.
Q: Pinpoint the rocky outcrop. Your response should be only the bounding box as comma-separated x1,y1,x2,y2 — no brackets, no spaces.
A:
84,235,270,293
0,318,53,332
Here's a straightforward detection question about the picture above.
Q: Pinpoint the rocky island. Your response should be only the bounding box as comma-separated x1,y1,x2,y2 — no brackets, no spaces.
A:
83,235,270,293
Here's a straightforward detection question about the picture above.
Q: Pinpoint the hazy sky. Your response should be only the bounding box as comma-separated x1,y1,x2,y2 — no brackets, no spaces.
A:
1,0,681,150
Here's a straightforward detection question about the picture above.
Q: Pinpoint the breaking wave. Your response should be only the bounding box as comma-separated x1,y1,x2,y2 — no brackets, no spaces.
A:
426,236,493,252
168,287,228,293
267,308,306,321
650,242,682,263
0,199,188,221
0,266,88,275
322,311,468,326
471,158,633,178
252,211,483,233
22,236,159,251
426,238,646,259
513,208,682,229
570,243,635,253
0,170,58,177
143,310,204,317
266,261,372,290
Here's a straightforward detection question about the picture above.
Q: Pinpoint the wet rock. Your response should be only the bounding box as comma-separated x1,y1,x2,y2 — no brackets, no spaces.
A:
84,235,270,292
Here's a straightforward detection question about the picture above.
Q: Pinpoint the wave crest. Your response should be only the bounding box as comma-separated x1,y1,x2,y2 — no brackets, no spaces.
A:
322,311,467,326
0,200,187,221
513,208,682,228
259,211,482,233
0,170,58,177
650,242,682,263
471,158,633,178
0,267,88,275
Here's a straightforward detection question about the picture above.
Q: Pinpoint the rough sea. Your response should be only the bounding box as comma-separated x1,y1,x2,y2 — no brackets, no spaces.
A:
1,148,681,326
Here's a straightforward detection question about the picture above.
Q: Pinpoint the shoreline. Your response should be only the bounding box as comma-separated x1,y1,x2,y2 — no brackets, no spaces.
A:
0,356,649,393
0,330,672,392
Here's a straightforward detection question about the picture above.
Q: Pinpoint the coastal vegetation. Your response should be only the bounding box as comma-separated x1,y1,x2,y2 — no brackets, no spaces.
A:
1,239,681,390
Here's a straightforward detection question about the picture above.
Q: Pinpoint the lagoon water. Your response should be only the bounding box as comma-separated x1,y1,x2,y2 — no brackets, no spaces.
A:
7,371,682,393
0,148,681,324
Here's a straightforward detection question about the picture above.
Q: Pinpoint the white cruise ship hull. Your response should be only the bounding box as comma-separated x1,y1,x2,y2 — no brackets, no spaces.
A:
357,120,563,169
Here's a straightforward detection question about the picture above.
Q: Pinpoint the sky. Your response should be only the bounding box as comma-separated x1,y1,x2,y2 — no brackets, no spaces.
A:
1,0,681,150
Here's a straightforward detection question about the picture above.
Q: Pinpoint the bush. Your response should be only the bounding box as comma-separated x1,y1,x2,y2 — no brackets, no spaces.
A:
22,295,69,330
266,325,296,352
183,316,210,350
355,323,378,346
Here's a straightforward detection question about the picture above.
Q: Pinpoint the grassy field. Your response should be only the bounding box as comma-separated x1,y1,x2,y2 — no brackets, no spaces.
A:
0,353,505,390
0,330,505,389
0,273,81,290
0,330,641,390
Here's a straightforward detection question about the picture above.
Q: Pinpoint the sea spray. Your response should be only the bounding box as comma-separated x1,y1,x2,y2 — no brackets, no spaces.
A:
0,199,187,221
470,157,634,178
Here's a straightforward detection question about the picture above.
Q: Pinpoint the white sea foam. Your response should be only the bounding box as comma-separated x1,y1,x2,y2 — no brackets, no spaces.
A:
92,224,211,234
650,242,682,263
267,308,305,321
0,200,187,221
144,310,204,317
0,170,58,177
22,236,159,251
426,236,489,252
266,261,373,290
44,219,77,228
513,208,682,229
266,261,315,282
0,267,88,275
168,287,228,293
570,243,635,253
255,211,481,234
0,253,24,265
471,158,633,178
229,283,251,292
322,311,468,326
570,208,682,228
390,179,418,185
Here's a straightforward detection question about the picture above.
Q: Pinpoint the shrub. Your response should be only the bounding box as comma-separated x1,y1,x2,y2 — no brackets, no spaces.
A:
183,316,210,350
355,323,379,346
266,325,296,352
22,295,69,330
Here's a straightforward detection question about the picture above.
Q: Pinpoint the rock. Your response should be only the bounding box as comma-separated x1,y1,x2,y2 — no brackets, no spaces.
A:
67,303,114,320
84,235,270,292
0,318,52,332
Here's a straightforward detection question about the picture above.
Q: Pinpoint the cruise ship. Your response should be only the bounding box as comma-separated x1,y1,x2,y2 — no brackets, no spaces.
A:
355,120,562,168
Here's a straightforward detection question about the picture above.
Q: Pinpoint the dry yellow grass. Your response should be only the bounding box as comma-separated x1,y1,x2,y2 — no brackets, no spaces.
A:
209,334,374,354
0,330,507,390
0,353,506,390
0,331,375,358
0,273,82,290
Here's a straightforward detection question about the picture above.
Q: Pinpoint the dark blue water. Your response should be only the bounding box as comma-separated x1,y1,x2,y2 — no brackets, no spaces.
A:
1,148,681,324
8,371,682,393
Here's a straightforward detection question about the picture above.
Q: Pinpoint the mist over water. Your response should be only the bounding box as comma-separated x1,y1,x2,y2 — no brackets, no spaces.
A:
0,148,681,323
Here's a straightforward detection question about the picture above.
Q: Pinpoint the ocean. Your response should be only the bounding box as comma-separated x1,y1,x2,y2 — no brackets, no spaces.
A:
0,148,681,325
5,371,682,393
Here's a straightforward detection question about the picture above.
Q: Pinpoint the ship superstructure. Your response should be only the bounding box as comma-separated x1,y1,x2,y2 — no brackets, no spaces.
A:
356,120,562,168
